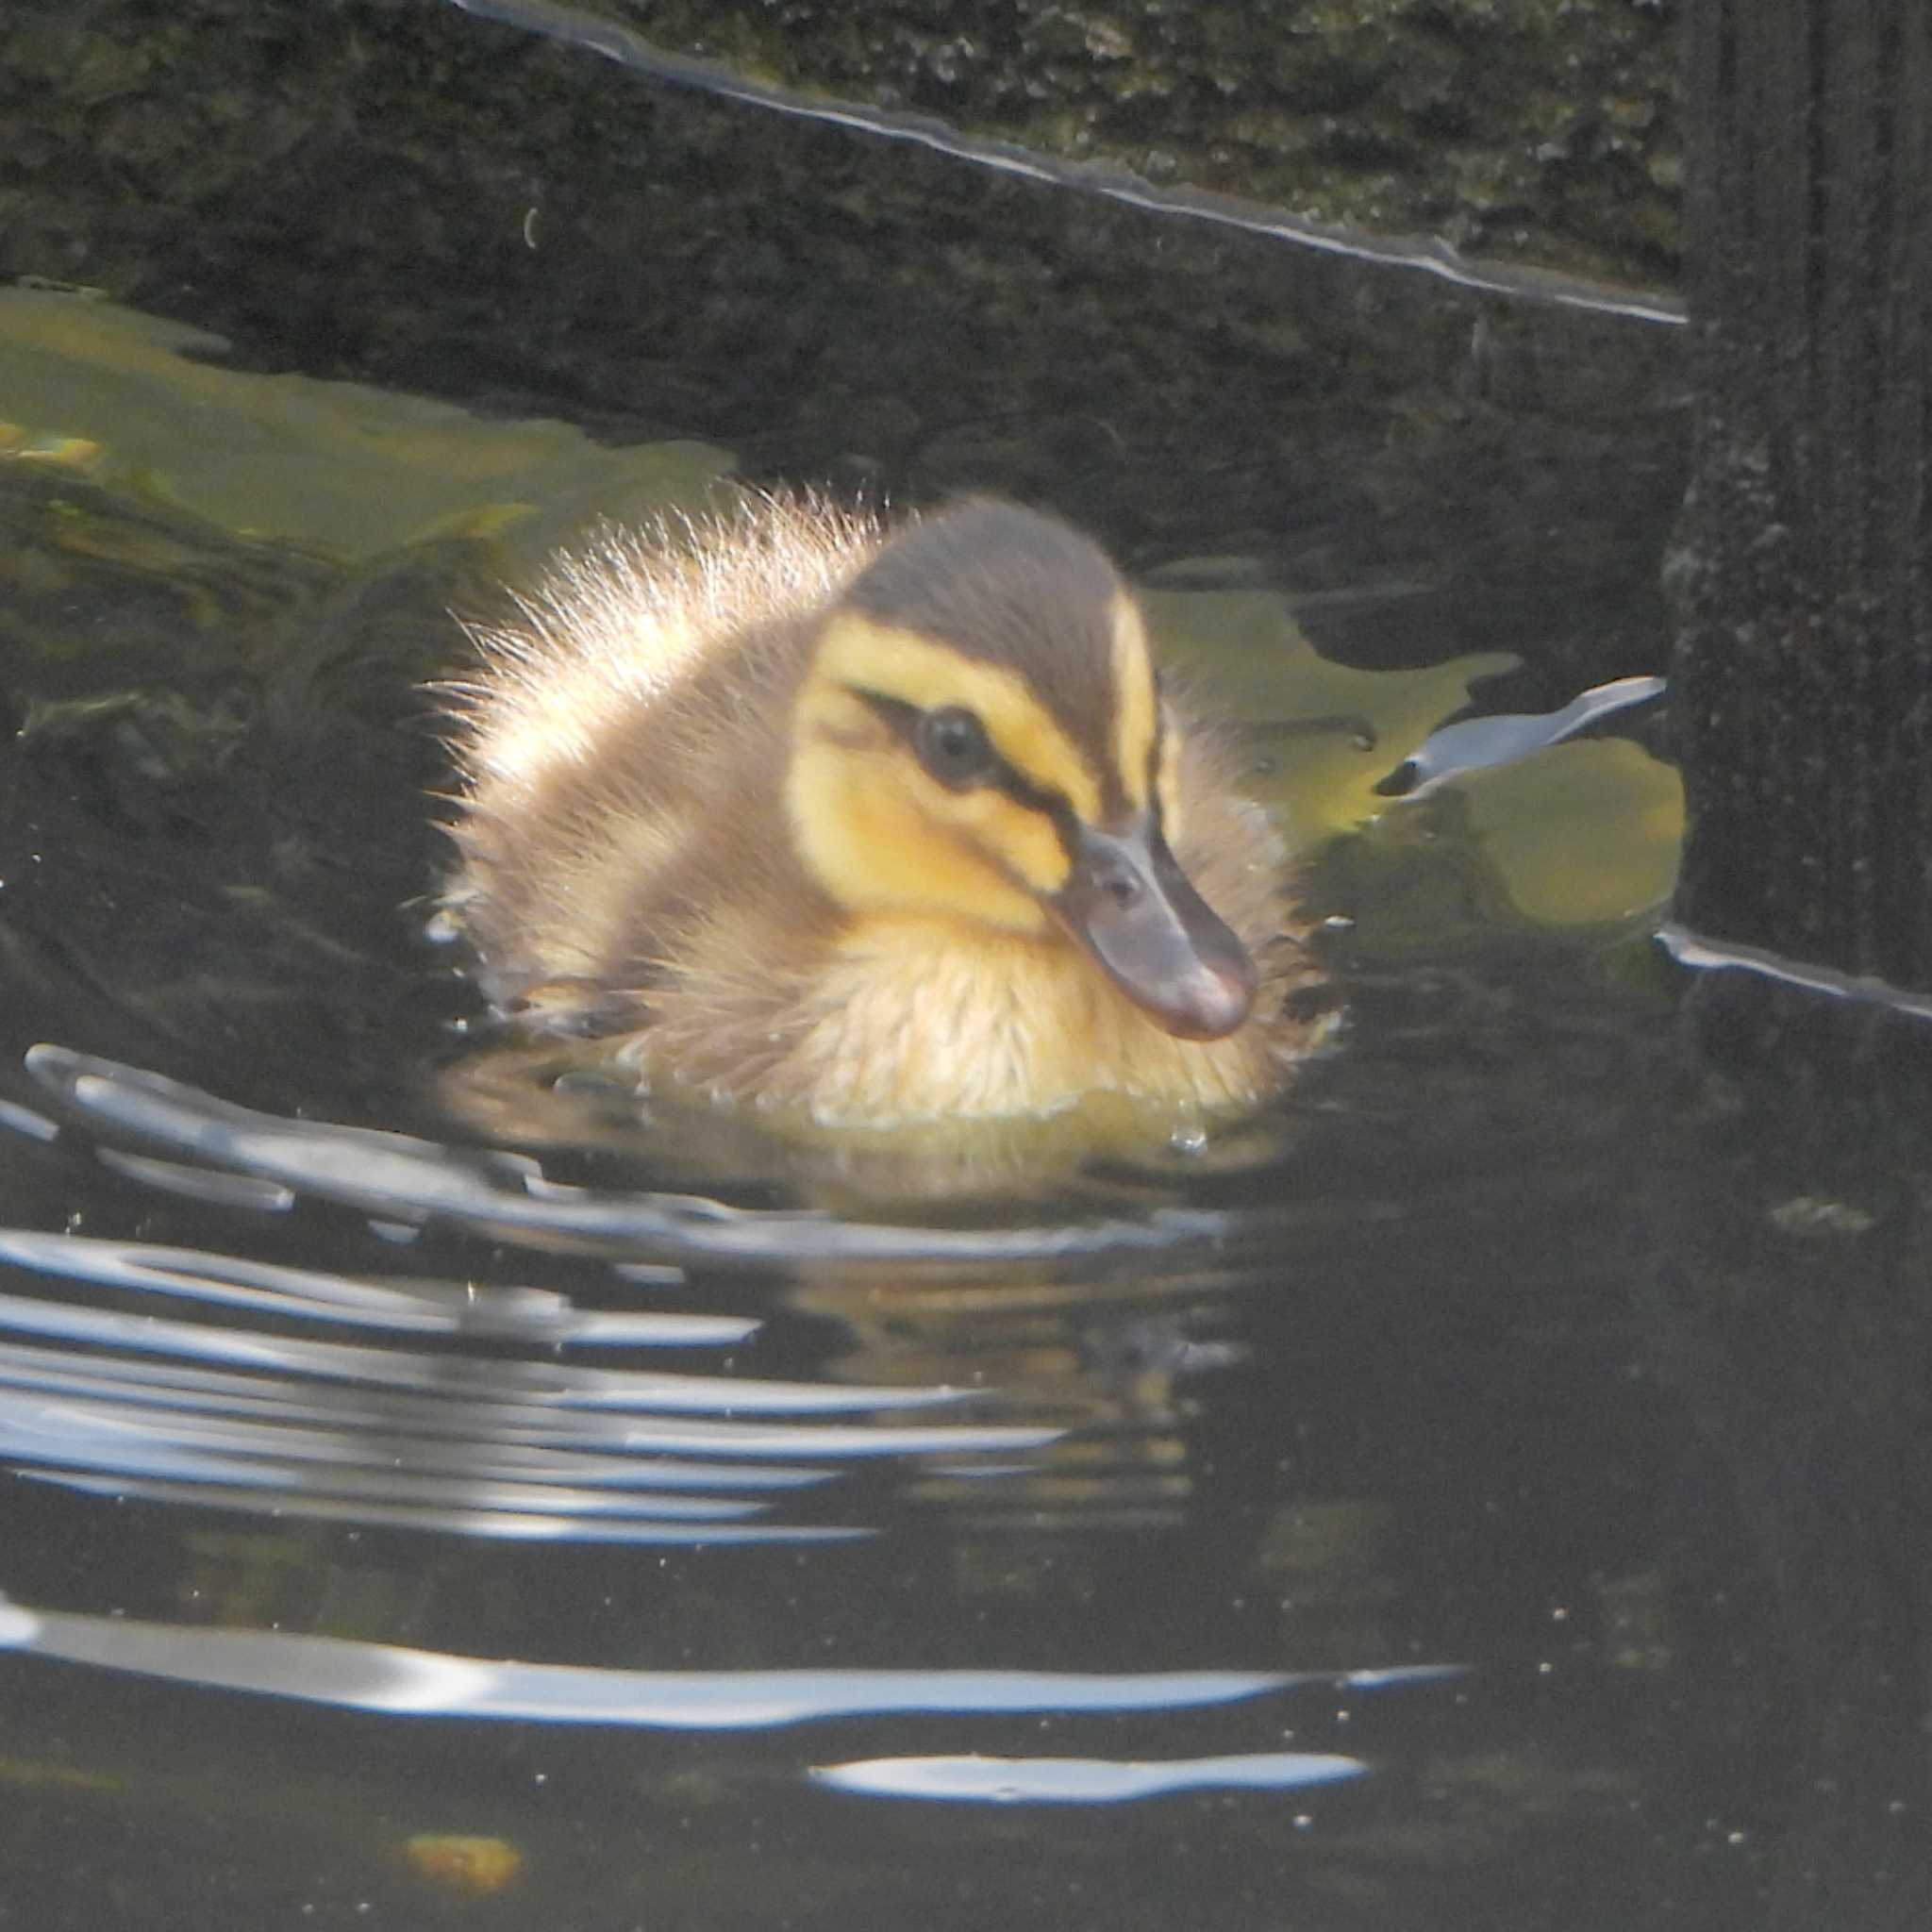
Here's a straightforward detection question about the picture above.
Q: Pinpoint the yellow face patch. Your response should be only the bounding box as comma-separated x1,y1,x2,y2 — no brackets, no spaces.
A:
784,608,1185,939
787,675,1064,936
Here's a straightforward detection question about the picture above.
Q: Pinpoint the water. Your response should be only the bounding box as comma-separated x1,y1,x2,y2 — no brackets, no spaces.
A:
2,8,1925,1930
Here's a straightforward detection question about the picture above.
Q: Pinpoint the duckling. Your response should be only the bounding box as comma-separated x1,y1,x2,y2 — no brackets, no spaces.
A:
440,494,1318,1134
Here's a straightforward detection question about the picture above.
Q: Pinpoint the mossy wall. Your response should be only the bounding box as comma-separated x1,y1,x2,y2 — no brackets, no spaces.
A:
605,0,1681,281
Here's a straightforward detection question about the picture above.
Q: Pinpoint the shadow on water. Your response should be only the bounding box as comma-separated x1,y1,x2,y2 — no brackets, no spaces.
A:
2,4,1924,1929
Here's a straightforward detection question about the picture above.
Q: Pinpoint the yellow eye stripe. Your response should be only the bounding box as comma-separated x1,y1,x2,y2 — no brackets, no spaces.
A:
811,613,1105,825
1156,711,1184,842
1108,594,1158,816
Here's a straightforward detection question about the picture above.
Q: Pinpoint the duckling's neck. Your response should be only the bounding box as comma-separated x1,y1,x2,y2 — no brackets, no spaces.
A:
787,913,1267,1127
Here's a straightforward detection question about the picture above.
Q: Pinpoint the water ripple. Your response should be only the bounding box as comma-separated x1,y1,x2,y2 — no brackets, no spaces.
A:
0,1228,755,1347
25,1045,1236,1266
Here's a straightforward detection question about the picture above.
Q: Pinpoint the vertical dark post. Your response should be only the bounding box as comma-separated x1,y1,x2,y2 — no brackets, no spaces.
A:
1673,1,1932,983
1660,18,1932,1929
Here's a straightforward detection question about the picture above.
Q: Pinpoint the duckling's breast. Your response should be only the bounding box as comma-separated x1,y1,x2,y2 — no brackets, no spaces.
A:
766,916,1280,1126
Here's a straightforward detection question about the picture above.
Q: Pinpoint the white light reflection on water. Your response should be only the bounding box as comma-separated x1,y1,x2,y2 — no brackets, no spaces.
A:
16,1474,858,1544
0,1228,756,1346
0,1337,1055,1460
0,1595,1435,1729
93,1147,297,1213
0,1284,956,1416
810,1751,1369,1805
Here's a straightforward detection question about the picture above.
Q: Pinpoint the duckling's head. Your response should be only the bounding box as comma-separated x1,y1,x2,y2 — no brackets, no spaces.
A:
786,500,1257,1041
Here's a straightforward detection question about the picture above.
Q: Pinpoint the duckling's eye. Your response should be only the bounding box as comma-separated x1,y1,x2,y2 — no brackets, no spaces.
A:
916,706,995,789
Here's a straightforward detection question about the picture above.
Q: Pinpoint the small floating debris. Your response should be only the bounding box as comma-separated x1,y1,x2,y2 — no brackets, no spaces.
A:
400,1834,525,1896
1378,675,1666,799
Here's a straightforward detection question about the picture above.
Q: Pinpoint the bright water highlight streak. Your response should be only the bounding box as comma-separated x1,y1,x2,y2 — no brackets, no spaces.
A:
0,1338,1058,1459
15,1473,856,1545
0,1286,948,1414
1657,921,1932,1024
95,1148,296,1213
25,1045,1235,1265
0,1403,768,1517
0,1598,1331,1727
0,1387,828,1491
0,1229,758,1347
0,1100,59,1143
0,1378,874,1543
811,1751,1368,1804
447,0,1684,326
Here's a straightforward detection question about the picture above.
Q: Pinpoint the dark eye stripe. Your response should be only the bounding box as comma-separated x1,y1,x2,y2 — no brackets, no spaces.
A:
849,686,930,754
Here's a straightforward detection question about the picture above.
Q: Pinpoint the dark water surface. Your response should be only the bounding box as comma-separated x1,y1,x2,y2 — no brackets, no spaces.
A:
1,8,1925,1930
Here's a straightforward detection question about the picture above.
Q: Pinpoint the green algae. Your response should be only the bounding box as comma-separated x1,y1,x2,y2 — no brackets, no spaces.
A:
1150,579,1678,929
0,289,733,564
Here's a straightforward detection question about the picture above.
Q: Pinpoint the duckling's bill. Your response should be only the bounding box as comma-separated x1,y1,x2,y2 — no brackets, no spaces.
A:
1051,813,1257,1041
